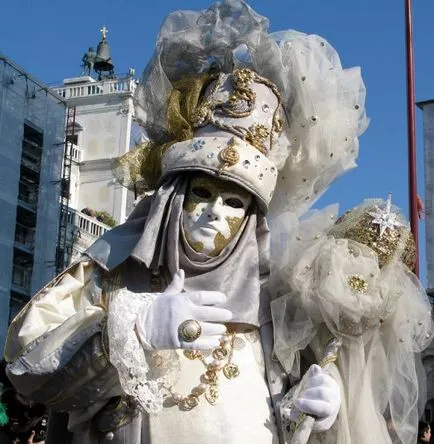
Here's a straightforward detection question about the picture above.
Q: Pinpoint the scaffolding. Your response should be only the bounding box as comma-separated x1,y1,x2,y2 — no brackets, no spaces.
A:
56,106,76,273
0,53,66,352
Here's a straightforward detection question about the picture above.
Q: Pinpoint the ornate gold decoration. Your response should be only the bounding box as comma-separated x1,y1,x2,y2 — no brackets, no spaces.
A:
178,320,202,342
112,68,284,196
328,199,416,270
222,68,256,117
112,73,214,194
191,105,212,127
273,116,283,133
165,332,240,410
210,216,244,257
245,124,270,153
205,385,219,405
219,138,240,170
347,275,368,293
191,69,283,155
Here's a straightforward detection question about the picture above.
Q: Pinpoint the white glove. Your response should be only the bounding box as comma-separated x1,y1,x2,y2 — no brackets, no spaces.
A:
135,269,233,350
282,364,341,432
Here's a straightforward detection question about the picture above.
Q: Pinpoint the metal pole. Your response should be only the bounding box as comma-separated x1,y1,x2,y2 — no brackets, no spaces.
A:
405,0,419,276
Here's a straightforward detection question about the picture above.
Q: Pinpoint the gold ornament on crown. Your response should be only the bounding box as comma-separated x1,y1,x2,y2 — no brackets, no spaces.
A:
328,195,416,271
219,138,241,171
191,68,283,155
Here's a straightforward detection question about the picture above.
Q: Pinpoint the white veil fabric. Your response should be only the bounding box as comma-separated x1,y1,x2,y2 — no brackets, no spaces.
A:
269,201,433,443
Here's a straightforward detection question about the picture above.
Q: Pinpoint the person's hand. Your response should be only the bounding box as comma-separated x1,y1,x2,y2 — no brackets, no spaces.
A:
281,364,341,432
24,430,45,444
136,270,232,350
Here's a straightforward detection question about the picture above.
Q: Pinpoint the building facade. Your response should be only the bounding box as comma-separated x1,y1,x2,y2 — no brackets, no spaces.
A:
51,30,140,264
417,100,434,421
0,54,66,353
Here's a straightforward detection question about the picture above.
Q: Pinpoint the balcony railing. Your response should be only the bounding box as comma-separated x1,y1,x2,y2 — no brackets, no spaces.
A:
66,207,111,245
21,155,41,173
18,181,39,209
11,265,32,294
53,77,137,100
70,144,83,163
14,223,35,251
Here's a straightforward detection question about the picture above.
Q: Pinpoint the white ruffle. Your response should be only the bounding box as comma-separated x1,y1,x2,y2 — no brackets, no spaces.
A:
107,289,180,413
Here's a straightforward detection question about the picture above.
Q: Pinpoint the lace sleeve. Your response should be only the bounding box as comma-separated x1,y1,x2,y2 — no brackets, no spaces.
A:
107,289,180,413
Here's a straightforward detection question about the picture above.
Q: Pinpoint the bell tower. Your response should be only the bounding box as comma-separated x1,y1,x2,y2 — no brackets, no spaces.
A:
93,26,115,79
51,27,142,263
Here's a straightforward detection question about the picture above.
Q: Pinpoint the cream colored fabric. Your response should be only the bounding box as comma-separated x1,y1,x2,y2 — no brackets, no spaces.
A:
17,261,98,349
147,331,279,444
73,330,280,444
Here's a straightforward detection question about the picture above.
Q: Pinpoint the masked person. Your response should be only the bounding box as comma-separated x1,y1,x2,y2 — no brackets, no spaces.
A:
272,196,433,443
4,1,367,443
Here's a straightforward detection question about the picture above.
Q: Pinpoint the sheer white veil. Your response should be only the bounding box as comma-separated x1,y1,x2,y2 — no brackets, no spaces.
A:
270,200,433,443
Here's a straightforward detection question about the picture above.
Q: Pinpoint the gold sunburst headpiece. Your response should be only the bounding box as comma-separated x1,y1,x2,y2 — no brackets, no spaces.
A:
328,194,416,271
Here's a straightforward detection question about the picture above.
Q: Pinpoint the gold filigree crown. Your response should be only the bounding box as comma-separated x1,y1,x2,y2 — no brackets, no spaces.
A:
190,68,283,155
328,196,416,271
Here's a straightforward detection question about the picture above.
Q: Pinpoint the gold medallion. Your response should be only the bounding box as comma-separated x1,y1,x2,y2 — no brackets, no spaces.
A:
223,363,240,379
181,394,199,410
212,347,228,360
203,370,217,384
205,385,219,405
184,350,202,360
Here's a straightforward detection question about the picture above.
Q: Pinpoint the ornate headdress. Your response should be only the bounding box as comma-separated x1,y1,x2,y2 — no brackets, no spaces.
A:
328,194,417,270
113,0,368,215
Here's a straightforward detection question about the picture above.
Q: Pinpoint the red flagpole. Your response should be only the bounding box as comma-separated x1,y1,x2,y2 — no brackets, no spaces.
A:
405,0,419,276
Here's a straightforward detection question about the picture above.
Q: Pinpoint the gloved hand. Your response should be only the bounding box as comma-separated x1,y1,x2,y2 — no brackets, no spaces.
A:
135,269,232,350
281,364,341,432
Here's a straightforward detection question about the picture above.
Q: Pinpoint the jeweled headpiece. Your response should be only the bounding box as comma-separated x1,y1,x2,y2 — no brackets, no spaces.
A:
114,0,368,216
161,68,283,211
328,195,416,270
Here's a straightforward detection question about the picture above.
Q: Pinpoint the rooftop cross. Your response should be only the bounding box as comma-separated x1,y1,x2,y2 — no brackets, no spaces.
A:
100,26,108,40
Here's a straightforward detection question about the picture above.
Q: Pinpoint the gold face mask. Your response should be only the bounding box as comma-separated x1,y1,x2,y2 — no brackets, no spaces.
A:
183,174,253,256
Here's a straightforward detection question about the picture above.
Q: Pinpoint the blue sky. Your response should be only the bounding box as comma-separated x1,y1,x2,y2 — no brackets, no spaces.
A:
1,0,433,284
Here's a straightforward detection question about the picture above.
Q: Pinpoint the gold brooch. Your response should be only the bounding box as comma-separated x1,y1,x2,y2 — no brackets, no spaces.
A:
347,275,368,293
219,138,240,171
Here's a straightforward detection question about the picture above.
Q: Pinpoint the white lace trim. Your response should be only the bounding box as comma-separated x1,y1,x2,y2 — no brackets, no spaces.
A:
107,289,180,413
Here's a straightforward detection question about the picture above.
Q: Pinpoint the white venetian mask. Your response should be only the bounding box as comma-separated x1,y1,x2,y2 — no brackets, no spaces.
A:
182,174,253,256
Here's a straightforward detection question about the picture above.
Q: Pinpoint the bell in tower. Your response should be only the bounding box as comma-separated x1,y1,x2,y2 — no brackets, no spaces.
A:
93,26,115,80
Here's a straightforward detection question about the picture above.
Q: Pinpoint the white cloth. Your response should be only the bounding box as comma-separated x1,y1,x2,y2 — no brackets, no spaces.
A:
145,331,279,444
72,330,280,444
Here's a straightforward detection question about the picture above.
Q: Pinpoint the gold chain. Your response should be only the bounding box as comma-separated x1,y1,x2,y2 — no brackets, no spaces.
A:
165,332,240,410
